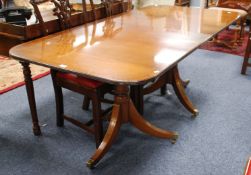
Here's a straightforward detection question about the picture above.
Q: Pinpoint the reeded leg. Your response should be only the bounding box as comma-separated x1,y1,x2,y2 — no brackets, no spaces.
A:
87,104,121,169
171,66,198,117
82,96,90,110
128,100,178,143
20,61,41,136
51,70,64,127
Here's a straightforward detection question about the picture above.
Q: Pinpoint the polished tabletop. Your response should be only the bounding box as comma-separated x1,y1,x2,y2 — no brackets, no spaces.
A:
10,5,241,85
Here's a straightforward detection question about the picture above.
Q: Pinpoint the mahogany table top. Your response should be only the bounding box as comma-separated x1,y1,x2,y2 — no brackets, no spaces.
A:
10,5,241,85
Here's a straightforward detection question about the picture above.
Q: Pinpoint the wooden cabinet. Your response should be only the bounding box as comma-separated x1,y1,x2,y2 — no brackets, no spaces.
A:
175,0,190,6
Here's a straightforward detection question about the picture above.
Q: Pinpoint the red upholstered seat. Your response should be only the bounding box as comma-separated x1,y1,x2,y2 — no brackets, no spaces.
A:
245,157,251,175
56,72,103,88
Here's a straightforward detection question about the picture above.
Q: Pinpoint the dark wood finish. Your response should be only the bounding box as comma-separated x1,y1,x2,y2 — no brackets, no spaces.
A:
10,6,242,167
51,69,112,147
241,27,251,74
30,0,117,147
87,85,178,168
20,61,42,136
130,85,144,114
9,7,242,85
51,0,73,29
82,96,91,110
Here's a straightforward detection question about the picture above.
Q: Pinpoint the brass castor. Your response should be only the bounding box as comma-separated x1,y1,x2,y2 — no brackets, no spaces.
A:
170,132,179,144
86,159,95,169
191,109,199,119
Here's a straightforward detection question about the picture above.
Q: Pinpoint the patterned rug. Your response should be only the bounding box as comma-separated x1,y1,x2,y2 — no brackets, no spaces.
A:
0,56,50,94
200,29,248,57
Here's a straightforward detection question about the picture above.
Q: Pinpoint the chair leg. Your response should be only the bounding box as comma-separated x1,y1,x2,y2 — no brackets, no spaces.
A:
92,95,103,148
241,56,249,75
160,85,167,95
82,95,91,110
51,71,64,127
240,18,245,39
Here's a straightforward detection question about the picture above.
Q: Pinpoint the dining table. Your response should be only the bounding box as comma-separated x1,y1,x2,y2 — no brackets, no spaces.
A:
9,4,242,168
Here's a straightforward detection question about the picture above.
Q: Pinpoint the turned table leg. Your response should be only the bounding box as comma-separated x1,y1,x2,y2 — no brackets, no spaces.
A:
87,85,178,168
20,61,41,136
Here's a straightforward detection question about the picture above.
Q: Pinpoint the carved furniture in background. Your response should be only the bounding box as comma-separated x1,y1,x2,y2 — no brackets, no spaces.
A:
206,0,249,49
0,0,127,56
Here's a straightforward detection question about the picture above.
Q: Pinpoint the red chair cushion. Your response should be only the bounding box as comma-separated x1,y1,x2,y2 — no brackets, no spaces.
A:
245,158,251,175
56,72,103,89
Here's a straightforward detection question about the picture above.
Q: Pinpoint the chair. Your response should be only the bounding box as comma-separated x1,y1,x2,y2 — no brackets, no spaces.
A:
241,25,251,74
30,0,113,147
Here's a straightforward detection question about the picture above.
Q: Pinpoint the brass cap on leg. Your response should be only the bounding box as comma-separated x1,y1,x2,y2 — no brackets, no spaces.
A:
170,132,179,144
86,159,95,169
191,109,199,118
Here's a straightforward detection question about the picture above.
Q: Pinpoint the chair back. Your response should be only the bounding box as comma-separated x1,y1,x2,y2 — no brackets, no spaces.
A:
30,0,97,35
51,0,73,30
101,0,124,17
30,0,53,35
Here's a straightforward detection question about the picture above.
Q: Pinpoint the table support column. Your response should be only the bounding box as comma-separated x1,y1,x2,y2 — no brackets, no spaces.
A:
130,85,144,115
87,85,178,168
